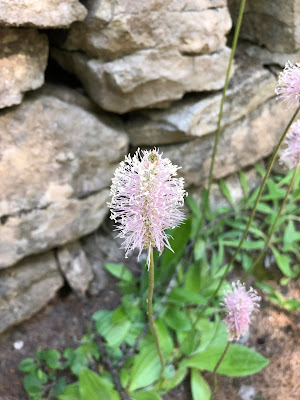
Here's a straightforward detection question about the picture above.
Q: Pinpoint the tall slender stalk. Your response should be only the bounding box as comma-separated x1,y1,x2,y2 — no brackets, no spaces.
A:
212,341,231,399
148,248,165,375
243,165,299,279
209,104,300,300
204,0,247,211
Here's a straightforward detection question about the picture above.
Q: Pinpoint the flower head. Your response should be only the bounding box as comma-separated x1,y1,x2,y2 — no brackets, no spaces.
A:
221,281,260,341
280,120,300,169
108,149,186,263
275,61,300,107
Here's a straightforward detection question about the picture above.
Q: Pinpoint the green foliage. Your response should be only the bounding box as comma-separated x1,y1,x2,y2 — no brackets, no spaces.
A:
19,169,299,400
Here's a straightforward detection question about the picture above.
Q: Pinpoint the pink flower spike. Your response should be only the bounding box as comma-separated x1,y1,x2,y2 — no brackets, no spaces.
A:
108,149,186,263
275,61,300,107
280,120,300,169
221,281,261,341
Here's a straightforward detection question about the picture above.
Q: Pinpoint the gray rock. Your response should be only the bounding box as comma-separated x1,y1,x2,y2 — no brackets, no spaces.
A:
126,54,276,145
0,252,63,334
244,44,300,68
0,85,129,268
62,0,231,59
57,241,93,296
0,191,110,269
52,47,232,113
228,0,300,53
0,0,87,28
0,29,48,109
160,96,293,187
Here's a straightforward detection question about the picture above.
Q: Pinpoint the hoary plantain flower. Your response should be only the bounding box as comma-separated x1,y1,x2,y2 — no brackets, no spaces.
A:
280,120,300,169
275,61,300,107
108,149,186,264
221,281,261,341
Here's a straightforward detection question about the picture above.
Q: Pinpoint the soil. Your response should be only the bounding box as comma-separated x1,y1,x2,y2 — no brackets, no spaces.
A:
0,277,299,400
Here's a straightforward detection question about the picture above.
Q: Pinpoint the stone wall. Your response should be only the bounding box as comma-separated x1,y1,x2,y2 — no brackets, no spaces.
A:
0,0,299,334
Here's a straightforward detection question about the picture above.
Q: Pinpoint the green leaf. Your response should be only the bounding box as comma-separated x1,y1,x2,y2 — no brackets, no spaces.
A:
271,247,293,277
256,203,274,214
18,358,37,373
168,288,206,306
24,374,43,400
43,349,61,369
164,306,192,332
181,344,269,377
263,180,285,200
191,369,211,400
63,341,98,376
58,383,81,400
159,218,191,274
254,163,265,177
51,377,66,397
131,391,162,400
79,368,120,400
194,238,205,261
193,319,227,352
179,330,201,356
93,308,131,348
37,368,48,384
239,171,249,197
222,240,265,250
186,196,201,218
185,262,201,293
156,367,187,394
219,179,234,207
104,263,134,282
283,221,300,251
142,319,173,357
241,252,252,272
128,346,161,391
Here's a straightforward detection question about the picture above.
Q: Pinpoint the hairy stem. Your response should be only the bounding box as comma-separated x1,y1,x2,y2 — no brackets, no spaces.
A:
244,165,299,279
210,104,300,300
148,247,165,375
212,341,231,399
204,0,247,210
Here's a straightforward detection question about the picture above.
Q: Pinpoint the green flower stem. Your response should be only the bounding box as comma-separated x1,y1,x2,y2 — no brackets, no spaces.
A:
204,0,247,210
212,341,231,399
148,247,165,376
244,165,299,279
210,104,300,300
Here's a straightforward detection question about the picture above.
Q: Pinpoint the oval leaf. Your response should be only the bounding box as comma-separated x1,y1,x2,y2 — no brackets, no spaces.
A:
181,344,269,377
128,346,161,392
191,369,211,400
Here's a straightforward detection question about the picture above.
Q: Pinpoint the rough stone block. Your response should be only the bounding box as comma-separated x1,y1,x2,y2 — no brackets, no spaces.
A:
0,252,63,334
0,29,48,109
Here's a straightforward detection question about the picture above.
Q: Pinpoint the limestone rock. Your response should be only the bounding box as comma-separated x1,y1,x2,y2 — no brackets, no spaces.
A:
160,97,294,187
57,241,93,296
0,252,63,334
62,0,231,59
0,29,48,109
0,0,87,28
0,85,129,268
52,47,232,113
228,0,300,53
244,44,300,68
126,55,276,145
